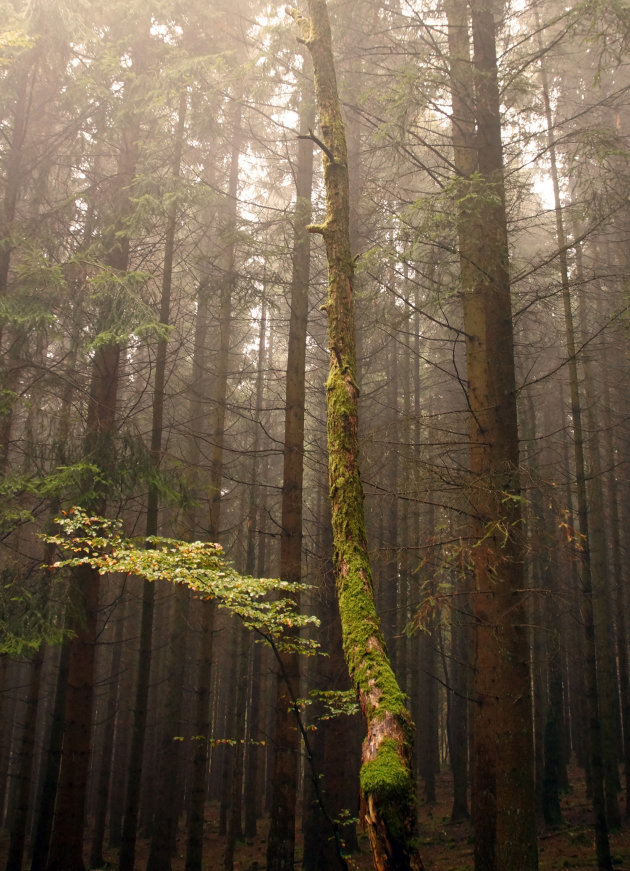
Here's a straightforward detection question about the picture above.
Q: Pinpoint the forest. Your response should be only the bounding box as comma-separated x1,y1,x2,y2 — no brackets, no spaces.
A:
1,0,630,869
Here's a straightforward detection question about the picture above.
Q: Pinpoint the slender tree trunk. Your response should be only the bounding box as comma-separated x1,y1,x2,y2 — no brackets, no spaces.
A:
30,642,70,871
302,486,359,871
185,102,242,871
5,650,43,871
44,37,144,864
183,600,213,871
542,585,565,828
0,46,40,471
535,24,613,866
119,91,186,871
223,624,247,871
447,591,470,822
182,173,214,871
243,640,262,839
240,298,268,842
291,4,423,869
417,569,438,805
182,285,212,871
89,594,125,868
266,51,314,871
145,587,188,871
444,0,475,827
581,344,621,830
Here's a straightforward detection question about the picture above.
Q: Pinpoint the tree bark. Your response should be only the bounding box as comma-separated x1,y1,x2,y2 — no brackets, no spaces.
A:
5,650,43,871
44,28,145,864
291,4,423,869
535,19,613,864
266,50,314,871
185,100,242,871
446,1,538,868
119,90,187,871
30,642,70,871
145,587,188,871
89,594,125,868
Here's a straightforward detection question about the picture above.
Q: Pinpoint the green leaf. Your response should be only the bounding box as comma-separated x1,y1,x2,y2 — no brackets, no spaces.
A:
42,508,319,651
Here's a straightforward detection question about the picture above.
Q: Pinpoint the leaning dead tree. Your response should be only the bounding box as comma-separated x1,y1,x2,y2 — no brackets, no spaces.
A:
289,3,423,870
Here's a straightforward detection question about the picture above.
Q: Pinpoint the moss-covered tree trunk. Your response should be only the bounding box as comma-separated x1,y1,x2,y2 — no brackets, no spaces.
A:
290,4,422,870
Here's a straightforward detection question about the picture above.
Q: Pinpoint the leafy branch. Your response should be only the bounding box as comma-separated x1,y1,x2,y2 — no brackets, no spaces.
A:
42,507,319,653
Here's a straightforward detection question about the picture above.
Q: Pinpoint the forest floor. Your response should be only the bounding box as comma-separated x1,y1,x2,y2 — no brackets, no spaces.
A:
152,764,630,870
4,765,630,869
414,765,630,871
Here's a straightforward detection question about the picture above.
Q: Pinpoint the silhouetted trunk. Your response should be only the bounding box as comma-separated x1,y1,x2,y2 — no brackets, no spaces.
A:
240,298,267,843
145,587,188,871
89,596,125,868
444,0,476,827
223,625,247,871
0,44,40,471
266,50,314,871
30,642,70,871
417,506,438,806
536,24,612,865
542,610,565,828
119,91,186,871
447,602,470,821
185,102,242,871
243,639,263,839
302,529,359,871
5,650,43,871
183,279,212,871
44,33,144,866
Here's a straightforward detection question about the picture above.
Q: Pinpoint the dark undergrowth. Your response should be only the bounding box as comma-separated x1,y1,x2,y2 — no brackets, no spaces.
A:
2,764,629,870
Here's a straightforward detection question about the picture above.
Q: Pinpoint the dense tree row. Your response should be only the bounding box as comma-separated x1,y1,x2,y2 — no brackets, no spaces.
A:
1,0,630,869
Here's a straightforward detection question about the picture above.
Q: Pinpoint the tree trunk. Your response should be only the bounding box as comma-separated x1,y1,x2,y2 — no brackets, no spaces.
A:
145,587,188,871
5,650,43,871
44,34,144,864
89,593,125,868
446,1,538,868
292,4,423,869
119,90,186,871
0,44,40,472
266,50,314,871
185,100,242,871
30,642,70,871
535,21,613,865
223,624,247,871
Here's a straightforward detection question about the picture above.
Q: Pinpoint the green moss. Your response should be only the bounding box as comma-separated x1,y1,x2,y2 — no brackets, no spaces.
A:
324,364,413,730
360,738,411,802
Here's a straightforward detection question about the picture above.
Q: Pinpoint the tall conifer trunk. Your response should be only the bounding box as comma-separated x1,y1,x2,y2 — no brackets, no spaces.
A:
0,42,40,472
266,51,314,871
535,26,614,862
290,4,422,869
5,649,43,871
45,76,142,870
185,102,242,871
119,90,186,871
446,1,538,868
